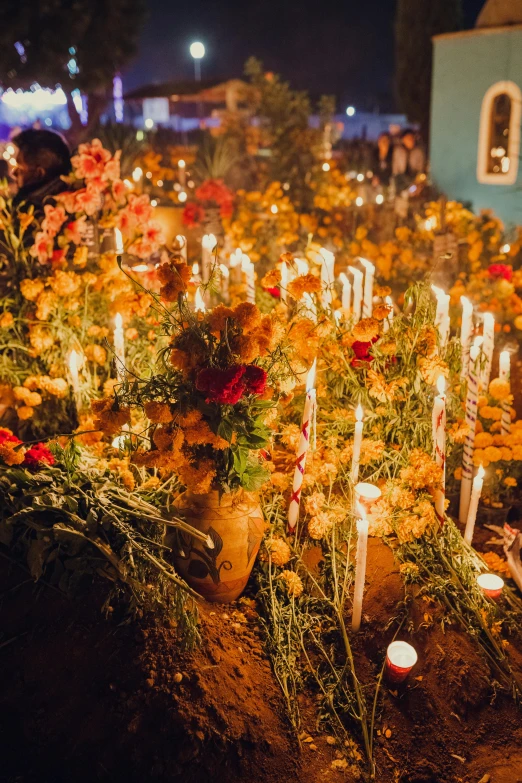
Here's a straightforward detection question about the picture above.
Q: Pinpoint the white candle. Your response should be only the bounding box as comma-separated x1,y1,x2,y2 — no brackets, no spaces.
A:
384,295,394,333
320,248,335,310
499,350,510,381
280,261,288,305
114,313,126,383
288,360,317,531
68,350,80,396
354,482,382,515
432,285,450,345
219,263,230,303
302,292,317,323
194,287,206,312
477,572,504,599
385,641,418,683
115,228,124,255
348,266,364,322
201,233,217,284
463,464,485,545
460,296,474,378
499,350,512,435
339,272,352,312
295,258,309,276
229,248,242,285
178,159,186,187
352,509,369,632
459,343,481,523
351,404,364,484
241,254,255,304
360,258,375,318
481,313,495,390
176,234,188,263
432,374,446,523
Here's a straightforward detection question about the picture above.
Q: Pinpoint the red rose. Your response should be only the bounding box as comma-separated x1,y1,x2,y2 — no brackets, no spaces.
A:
350,339,376,366
196,365,247,405
264,286,281,298
243,365,267,396
23,443,55,467
196,178,234,207
182,202,205,228
488,263,513,281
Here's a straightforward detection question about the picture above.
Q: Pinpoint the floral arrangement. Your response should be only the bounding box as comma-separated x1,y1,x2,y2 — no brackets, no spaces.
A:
0,139,166,437
182,178,235,229
93,257,303,495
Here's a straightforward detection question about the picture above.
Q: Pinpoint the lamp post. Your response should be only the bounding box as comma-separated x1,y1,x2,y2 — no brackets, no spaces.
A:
189,41,205,82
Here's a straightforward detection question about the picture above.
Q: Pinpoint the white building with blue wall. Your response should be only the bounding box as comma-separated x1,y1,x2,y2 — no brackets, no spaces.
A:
430,0,522,227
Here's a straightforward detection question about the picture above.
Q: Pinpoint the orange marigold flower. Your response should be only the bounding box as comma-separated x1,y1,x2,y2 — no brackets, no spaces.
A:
232,302,262,333
287,273,322,300
0,441,26,465
488,378,511,402
267,538,291,566
92,398,130,436
144,402,173,424
352,318,380,342
261,268,281,288
280,569,303,597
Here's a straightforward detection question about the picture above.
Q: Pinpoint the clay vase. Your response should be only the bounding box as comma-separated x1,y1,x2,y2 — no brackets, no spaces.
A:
167,490,265,603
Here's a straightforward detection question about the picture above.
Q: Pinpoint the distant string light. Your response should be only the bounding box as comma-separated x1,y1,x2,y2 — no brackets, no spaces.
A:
322,162,330,172
346,106,356,117
375,194,384,205
355,196,364,207
178,191,187,203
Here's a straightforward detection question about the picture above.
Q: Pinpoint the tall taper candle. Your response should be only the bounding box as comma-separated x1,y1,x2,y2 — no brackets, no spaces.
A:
351,404,364,484
459,343,481,523
463,465,485,546
460,296,473,379
481,312,495,390
349,267,364,322
352,509,369,632
360,258,375,318
320,248,335,309
432,374,446,523
241,254,255,304
339,272,351,312
201,234,217,284
288,360,317,531
499,350,512,435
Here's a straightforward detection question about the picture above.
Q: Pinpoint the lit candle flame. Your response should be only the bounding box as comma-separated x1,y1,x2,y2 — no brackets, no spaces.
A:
202,233,217,251
461,296,473,316
355,404,364,422
241,254,252,272
192,262,199,275
219,263,229,279
477,464,485,480
178,159,186,169
176,234,186,249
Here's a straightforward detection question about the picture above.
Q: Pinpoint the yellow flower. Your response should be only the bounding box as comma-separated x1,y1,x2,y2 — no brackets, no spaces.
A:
488,378,511,402
418,356,449,385
479,406,503,421
304,491,326,515
484,446,503,463
29,325,54,354
280,569,303,597
17,405,34,420
287,273,322,300
308,512,334,540
0,312,14,328
0,441,26,465
352,318,380,342
20,278,45,301
504,477,517,487
144,402,173,424
475,432,493,448
85,344,107,365
41,377,68,398
73,245,88,266
267,538,291,566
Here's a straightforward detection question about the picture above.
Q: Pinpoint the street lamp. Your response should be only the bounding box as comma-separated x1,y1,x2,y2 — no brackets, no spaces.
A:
189,41,205,82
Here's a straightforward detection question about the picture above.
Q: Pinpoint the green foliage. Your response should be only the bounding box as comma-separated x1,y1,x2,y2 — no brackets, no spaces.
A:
394,0,462,135
0,442,200,646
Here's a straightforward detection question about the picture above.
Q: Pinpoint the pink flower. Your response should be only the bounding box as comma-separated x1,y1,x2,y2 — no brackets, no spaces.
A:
41,204,67,237
127,237,156,259
55,190,79,214
71,138,111,181
143,221,164,246
103,153,121,182
29,231,53,264
63,217,86,245
111,179,127,204
128,194,153,223
118,207,138,237
51,248,66,265
74,184,101,216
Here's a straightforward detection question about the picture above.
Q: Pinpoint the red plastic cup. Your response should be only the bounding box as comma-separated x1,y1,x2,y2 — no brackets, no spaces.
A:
385,641,418,684
477,573,504,600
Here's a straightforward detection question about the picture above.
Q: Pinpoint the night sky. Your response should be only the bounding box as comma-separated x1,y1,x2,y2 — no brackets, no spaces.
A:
124,0,486,110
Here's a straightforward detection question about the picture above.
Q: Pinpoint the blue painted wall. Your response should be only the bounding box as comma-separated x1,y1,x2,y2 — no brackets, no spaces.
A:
430,27,522,227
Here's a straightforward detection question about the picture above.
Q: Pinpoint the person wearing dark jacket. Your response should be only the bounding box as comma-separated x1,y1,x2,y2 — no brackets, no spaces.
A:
11,128,71,219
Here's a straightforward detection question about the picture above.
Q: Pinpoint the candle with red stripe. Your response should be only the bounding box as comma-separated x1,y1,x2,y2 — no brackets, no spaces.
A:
432,374,446,522
288,359,317,531
459,342,481,524
499,350,512,435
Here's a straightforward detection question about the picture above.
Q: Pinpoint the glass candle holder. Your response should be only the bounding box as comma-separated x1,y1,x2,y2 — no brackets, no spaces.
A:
354,482,382,515
477,573,504,600
385,641,418,684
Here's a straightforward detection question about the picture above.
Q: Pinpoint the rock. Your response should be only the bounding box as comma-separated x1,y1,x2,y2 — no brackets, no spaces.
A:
173,672,183,684
326,736,337,745
331,759,349,771
309,744,317,751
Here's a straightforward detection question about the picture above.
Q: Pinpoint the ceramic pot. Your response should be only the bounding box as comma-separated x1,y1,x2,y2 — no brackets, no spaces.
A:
167,490,265,603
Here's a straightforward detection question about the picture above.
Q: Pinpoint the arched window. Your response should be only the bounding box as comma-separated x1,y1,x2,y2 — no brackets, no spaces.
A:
477,81,522,185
